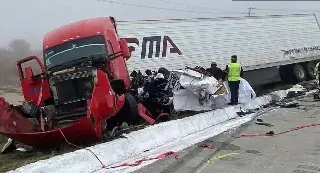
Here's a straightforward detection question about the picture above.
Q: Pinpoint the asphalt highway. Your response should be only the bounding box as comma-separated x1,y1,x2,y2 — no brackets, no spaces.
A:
134,96,320,173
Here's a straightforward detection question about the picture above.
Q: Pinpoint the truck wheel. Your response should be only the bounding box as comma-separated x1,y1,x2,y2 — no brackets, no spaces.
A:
304,61,316,79
124,93,140,125
293,64,306,82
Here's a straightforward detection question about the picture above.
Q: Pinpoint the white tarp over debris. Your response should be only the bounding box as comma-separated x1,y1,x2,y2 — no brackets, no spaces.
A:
224,78,256,104
173,69,256,112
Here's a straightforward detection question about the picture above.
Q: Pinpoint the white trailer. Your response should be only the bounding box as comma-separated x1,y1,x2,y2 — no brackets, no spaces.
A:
117,14,320,86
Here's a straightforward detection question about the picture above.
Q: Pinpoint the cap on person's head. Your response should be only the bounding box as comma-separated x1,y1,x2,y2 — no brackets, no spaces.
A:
231,55,237,59
155,73,164,79
211,62,217,66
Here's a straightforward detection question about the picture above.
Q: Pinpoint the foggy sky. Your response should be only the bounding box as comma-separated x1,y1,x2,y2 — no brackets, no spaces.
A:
1,0,320,49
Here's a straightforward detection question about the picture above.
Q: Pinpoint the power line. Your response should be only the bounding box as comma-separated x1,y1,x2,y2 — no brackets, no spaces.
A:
152,0,244,14
253,7,320,13
96,0,243,15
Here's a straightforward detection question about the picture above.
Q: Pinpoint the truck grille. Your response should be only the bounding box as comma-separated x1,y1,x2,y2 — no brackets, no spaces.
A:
53,70,92,81
51,69,93,106
55,77,90,103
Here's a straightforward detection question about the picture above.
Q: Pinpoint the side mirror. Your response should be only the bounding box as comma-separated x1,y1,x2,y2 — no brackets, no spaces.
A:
25,67,34,83
119,39,131,60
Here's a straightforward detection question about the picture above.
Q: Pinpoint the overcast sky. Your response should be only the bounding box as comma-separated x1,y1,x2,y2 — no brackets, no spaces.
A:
1,0,320,49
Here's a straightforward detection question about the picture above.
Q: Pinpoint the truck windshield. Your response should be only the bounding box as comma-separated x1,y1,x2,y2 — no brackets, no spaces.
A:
44,35,107,70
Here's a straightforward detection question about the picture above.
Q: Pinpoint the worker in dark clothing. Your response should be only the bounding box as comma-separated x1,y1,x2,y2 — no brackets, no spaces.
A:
145,69,154,83
143,69,154,92
144,73,168,116
129,70,139,98
148,73,168,98
225,55,243,105
206,62,224,80
130,70,139,89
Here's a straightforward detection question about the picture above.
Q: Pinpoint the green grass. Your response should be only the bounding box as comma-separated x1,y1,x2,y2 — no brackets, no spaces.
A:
0,135,7,144
0,151,54,172
0,137,76,173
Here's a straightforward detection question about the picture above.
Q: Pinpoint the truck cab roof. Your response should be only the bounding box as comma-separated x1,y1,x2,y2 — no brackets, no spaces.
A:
43,17,116,50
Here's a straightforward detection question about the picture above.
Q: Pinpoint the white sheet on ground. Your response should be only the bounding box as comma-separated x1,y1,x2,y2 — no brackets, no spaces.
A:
223,78,256,104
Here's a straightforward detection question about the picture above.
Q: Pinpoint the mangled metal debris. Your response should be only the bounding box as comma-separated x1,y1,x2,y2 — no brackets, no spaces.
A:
172,68,256,112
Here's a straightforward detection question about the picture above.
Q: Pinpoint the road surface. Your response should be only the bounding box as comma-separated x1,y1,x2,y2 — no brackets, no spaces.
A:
134,96,320,173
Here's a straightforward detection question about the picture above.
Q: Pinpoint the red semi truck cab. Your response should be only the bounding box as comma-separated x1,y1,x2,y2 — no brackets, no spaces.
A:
10,17,147,147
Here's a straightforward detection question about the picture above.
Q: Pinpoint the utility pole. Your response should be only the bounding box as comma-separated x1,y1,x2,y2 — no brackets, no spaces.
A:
248,7,252,16
246,7,255,17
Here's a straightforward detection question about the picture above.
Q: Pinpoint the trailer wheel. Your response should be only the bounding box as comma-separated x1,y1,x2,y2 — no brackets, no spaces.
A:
304,61,316,79
293,64,306,82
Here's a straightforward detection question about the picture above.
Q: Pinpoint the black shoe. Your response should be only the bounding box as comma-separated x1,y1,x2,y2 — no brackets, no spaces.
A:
228,103,233,105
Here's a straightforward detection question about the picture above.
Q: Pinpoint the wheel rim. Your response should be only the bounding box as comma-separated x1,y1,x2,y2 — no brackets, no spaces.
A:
295,66,305,79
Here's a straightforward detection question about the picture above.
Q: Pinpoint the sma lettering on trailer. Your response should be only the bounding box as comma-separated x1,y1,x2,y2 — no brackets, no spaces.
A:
123,36,182,59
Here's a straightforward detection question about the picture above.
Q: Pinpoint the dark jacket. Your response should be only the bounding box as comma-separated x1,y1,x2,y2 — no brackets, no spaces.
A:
206,66,224,80
148,78,168,98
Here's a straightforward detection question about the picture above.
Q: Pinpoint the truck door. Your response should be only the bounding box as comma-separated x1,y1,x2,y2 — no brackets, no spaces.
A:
17,56,51,106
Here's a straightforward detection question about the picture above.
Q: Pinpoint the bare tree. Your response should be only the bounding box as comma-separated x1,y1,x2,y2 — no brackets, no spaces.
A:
8,39,31,56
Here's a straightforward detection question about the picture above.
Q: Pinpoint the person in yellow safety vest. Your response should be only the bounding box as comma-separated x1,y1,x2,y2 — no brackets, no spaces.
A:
225,55,244,105
314,62,320,86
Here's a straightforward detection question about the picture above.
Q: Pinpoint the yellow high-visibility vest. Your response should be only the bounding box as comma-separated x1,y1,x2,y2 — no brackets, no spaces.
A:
228,63,241,81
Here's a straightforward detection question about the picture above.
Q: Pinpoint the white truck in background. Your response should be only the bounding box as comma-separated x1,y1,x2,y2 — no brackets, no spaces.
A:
117,14,320,86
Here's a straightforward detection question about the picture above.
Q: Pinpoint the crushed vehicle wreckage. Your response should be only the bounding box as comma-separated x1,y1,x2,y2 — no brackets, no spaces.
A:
0,17,178,150
0,64,256,152
0,17,257,153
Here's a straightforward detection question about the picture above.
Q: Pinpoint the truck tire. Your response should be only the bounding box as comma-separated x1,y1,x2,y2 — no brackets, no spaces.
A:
304,61,316,79
124,93,140,125
293,64,306,82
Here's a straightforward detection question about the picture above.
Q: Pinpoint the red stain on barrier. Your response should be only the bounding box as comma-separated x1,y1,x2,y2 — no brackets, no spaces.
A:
60,128,178,171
